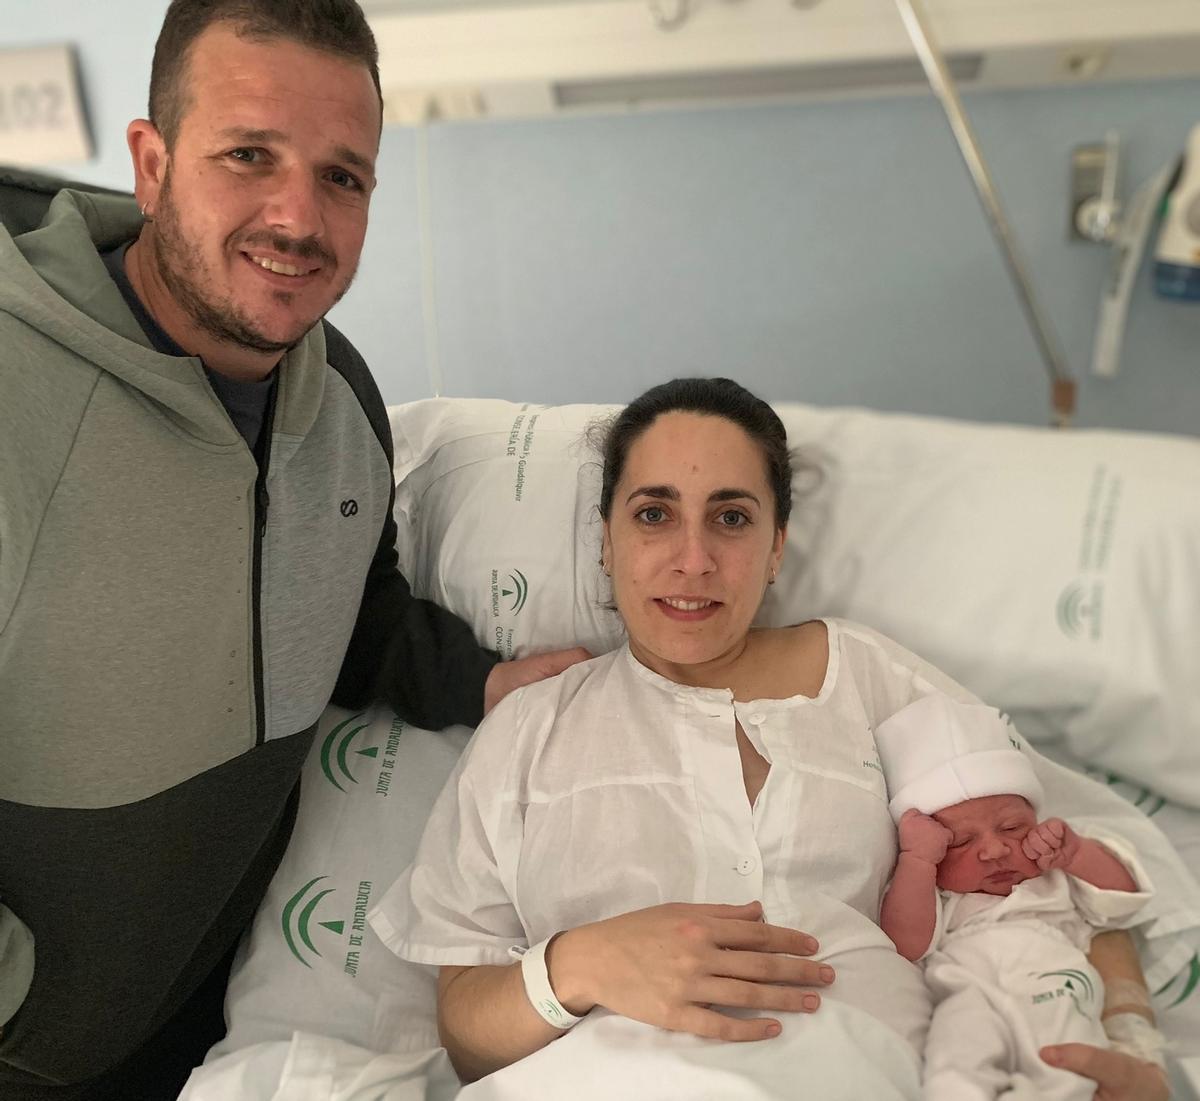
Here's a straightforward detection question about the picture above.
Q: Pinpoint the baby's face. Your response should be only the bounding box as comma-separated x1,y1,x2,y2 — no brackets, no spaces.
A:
933,794,1042,895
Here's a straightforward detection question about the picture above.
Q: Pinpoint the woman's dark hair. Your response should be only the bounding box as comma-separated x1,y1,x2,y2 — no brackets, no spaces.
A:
149,0,382,149
597,378,793,528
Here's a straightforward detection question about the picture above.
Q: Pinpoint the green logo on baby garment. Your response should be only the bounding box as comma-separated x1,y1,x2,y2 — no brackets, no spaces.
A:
282,877,374,975
320,712,381,792
1031,969,1097,1018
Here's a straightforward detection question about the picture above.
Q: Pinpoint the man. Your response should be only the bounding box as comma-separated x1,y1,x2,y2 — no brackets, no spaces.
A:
0,3,586,1097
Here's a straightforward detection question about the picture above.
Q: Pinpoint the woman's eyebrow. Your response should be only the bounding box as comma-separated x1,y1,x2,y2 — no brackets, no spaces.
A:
709,488,760,505
624,486,761,505
626,484,678,504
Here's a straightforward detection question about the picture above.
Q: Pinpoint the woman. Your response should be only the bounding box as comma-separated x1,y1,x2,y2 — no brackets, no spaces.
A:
371,379,1170,1099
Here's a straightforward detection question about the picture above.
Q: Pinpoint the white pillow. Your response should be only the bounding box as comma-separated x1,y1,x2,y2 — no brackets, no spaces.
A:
208,706,471,1063
389,399,623,660
389,398,1200,808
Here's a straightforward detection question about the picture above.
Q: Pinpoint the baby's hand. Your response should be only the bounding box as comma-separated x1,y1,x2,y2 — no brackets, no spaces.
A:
1021,818,1082,871
898,809,953,865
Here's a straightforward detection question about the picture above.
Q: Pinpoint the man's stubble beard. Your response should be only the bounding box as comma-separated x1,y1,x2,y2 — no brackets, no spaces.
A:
151,168,357,355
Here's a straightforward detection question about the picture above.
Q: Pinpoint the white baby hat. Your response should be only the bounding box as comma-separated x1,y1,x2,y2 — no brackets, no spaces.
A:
875,694,1045,823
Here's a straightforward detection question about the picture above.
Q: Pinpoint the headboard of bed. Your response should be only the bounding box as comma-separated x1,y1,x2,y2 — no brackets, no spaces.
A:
388,397,1200,810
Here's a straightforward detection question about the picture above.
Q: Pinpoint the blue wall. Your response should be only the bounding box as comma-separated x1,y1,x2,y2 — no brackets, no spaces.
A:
4,0,1198,433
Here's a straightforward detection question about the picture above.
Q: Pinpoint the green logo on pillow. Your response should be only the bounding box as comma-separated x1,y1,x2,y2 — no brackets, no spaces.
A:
282,877,374,975
1055,580,1102,641
490,568,531,618
282,876,345,968
320,712,380,792
502,569,530,614
1157,954,1200,1009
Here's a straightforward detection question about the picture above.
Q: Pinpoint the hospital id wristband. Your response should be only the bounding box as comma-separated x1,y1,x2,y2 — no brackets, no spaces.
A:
509,935,585,1030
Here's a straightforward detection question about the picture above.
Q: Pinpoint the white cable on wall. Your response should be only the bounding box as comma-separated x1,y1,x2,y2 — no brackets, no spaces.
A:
1090,161,1178,379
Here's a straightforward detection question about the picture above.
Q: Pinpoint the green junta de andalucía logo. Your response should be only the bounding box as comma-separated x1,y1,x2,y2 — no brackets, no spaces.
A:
1086,766,1168,817
490,568,529,615
320,712,378,792
1157,953,1200,1009
1032,968,1097,1018
282,876,373,975
1056,580,1102,641
538,998,567,1023
504,569,530,614
282,875,344,968
321,713,405,796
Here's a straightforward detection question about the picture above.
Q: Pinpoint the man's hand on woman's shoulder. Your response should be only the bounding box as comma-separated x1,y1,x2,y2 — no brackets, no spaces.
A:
483,647,593,715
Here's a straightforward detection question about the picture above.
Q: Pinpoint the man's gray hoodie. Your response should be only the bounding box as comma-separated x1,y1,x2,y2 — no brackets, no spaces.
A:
0,186,496,1092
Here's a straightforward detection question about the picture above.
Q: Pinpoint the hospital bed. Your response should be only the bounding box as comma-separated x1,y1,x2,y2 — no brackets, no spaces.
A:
180,397,1200,1100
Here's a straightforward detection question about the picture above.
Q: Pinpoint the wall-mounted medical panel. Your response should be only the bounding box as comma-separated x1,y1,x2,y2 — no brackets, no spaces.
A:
367,0,1200,124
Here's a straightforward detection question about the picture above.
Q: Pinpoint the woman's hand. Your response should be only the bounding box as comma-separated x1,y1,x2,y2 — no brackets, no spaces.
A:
548,900,833,1042
1040,1044,1169,1101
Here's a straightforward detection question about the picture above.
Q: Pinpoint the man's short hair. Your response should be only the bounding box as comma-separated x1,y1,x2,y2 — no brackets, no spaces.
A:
148,0,382,147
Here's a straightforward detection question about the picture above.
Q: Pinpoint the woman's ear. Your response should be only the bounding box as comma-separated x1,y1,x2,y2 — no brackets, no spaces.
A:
771,524,787,571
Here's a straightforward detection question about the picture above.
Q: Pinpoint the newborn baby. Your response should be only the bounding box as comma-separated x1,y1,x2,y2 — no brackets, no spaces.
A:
876,695,1160,1101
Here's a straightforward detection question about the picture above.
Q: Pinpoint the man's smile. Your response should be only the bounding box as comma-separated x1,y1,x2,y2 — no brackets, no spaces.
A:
240,250,323,285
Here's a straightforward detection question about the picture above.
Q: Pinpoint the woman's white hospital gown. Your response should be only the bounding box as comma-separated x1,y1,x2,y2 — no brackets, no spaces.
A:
369,619,1181,1100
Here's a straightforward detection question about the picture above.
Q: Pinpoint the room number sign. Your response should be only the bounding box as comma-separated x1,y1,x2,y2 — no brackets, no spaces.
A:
0,45,93,165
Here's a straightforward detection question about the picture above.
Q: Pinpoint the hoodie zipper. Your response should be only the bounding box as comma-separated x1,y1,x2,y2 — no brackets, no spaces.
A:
251,400,276,748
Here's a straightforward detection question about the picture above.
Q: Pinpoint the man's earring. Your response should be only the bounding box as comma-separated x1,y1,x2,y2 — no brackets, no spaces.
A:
768,567,777,585
140,201,153,220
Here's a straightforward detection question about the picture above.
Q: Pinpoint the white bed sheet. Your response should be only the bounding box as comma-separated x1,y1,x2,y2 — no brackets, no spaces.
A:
181,710,1200,1100
1038,743,1200,1081
170,397,1200,1097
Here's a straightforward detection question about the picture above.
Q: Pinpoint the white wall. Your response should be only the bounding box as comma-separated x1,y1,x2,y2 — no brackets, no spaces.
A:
4,0,1198,433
